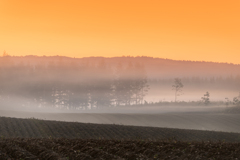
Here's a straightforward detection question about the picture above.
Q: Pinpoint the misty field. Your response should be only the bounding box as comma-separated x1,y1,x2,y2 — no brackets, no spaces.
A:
0,56,240,159
1,109,240,133
1,105,240,159
1,0,240,157
1,116,240,141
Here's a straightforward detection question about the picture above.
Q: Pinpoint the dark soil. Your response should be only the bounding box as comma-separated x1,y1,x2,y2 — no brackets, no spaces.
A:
0,138,240,160
0,117,240,159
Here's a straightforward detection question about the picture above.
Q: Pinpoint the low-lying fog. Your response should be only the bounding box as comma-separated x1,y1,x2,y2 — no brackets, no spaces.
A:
1,80,240,134
1,107,240,134
0,93,229,114
0,56,240,133
1,95,240,134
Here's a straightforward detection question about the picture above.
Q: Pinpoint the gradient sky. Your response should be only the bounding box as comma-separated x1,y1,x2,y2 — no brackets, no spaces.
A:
0,0,239,63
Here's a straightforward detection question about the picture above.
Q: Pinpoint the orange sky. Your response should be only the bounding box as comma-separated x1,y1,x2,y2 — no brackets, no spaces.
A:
0,0,239,63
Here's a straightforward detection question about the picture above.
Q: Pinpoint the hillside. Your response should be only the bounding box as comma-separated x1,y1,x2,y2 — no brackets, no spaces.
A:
1,109,240,133
0,116,240,142
1,56,240,107
1,56,240,78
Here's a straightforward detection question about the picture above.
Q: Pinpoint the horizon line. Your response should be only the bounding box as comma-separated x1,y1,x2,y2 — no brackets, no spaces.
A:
1,54,240,65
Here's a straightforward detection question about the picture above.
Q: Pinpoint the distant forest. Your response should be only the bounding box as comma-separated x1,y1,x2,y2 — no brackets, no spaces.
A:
0,55,240,110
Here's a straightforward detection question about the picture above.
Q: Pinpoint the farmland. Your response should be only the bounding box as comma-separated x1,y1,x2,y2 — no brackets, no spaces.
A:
0,114,239,159
1,138,240,160
0,116,240,159
0,116,239,141
1,109,240,133
1,107,240,160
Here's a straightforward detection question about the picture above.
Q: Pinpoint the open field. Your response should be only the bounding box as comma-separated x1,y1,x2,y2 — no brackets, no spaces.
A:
0,116,240,141
1,109,240,133
0,117,240,159
1,108,240,159
1,138,240,160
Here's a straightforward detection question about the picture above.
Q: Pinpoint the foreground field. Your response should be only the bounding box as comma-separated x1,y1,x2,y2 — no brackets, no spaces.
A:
0,117,240,159
0,138,240,160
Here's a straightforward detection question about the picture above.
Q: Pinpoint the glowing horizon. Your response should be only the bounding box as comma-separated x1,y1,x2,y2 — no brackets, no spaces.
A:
0,0,239,64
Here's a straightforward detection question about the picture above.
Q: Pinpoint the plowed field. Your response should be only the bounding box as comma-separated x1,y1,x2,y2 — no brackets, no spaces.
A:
0,138,240,160
0,117,240,159
0,117,240,142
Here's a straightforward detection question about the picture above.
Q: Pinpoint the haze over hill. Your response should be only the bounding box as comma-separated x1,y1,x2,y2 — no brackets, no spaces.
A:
0,55,240,135
1,55,239,105
2,55,240,78
1,1,240,158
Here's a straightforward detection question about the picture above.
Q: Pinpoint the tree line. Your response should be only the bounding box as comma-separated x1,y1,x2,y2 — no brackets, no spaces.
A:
0,57,148,109
1,55,239,110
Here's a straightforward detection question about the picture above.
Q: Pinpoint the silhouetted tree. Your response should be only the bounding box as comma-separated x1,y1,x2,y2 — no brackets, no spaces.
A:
89,59,113,108
201,91,210,105
172,78,184,102
114,62,149,105
114,62,127,105
132,63,149,105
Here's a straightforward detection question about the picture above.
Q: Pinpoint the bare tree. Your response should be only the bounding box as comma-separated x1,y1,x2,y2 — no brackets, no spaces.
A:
172,78,184,102
201,91,210,105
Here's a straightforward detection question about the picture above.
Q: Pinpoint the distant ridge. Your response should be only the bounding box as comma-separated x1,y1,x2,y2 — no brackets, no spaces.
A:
1,55,240,78
4,55,240,65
